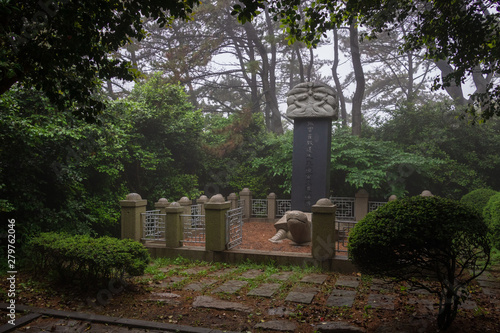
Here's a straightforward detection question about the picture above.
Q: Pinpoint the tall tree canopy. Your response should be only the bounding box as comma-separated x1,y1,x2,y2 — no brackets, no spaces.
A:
234,0,500,121
0,0,199,119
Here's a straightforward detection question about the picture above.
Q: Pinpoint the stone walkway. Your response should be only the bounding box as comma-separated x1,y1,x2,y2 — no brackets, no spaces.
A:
2,266,499,333
143,265,500,332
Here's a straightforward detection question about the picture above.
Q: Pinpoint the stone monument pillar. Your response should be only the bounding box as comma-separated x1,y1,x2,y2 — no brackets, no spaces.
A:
287,82,338,212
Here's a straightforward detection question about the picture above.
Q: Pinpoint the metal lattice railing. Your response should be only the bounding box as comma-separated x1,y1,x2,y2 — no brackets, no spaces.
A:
368,201,386,212
330,197,355,221
251,199,268,217
226,207,243,250
191,204,202,215
141,210,166,241
276,199,291,217
181,214,205,246
336,220,357,254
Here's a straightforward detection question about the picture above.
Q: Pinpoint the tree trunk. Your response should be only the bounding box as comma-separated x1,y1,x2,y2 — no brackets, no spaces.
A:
407,51,414,103
307,48,314,82
243,21,283,134
265,9,283,134
435,60,467,105
295,44,305,83
226,17,260,114
350,21,365,136
332,29,347,126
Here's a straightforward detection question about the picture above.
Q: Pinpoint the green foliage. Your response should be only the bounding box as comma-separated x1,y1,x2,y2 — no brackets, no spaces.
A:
234,0,500,120
483,193,500,249
461,189,498,214
0,0,200,118
252,126,441,198
348,196,490,330
0,77,203,238
374,102,500,198
113,73,204,202
28,232,150,286
200,109,277,197
331,126,441,197
0,87,129,237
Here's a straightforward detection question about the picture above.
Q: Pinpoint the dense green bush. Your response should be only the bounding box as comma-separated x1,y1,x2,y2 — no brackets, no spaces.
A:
348,196,490,330
28,232,150,285
461,188,498,213
483,193,500,249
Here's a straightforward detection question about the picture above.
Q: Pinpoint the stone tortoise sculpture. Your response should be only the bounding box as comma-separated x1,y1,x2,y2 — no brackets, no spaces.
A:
268,210,312,245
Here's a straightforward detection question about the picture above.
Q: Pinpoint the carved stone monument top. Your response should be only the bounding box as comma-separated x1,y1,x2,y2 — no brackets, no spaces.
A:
286,82,338,119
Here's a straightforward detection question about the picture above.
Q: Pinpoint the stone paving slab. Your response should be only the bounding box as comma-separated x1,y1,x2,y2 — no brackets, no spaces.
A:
475,271,498,282
335,276,361,289
192,295,253,313
326,289,357,307
207,268,237,278
366,294,395,310
285,291,317,304
180,266,210,275
314,321,365,332
144,292,182,305
370,279,394,292
158,267,172,273
292,285,320,293
157,276,187,288
477,279,500,290
239,269,265,279
248,283,281,297
407,297,435,315
183,278,218,292
268,271,294,281
408,287,431,295
300,273,328,284
482,288,500,297
460,299,478,310
285,286,319,304
268,307,293,317
254,319,297,332
212,280,248,294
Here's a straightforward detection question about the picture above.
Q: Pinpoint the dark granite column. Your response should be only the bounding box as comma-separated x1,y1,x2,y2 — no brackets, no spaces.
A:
287,82,338,212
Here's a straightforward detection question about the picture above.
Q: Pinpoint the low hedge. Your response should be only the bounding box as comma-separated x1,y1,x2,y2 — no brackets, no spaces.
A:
28,232,150,284
461,188,498,213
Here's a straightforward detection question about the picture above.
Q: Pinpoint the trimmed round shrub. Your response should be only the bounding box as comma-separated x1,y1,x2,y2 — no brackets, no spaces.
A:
461,188,498,213
348,196,490,330
483,192,500,249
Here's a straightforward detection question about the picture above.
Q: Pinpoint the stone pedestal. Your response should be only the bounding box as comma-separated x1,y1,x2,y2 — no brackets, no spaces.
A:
287,82,338,212
354,189,369,221
205,194,231,251
154,198,170,215
267,193,277,220
228,193,238,210
239,188,252,219
165,202,184,248
197,195,208,215
311,198,337,260
178,196,191,215
120,193,147,241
